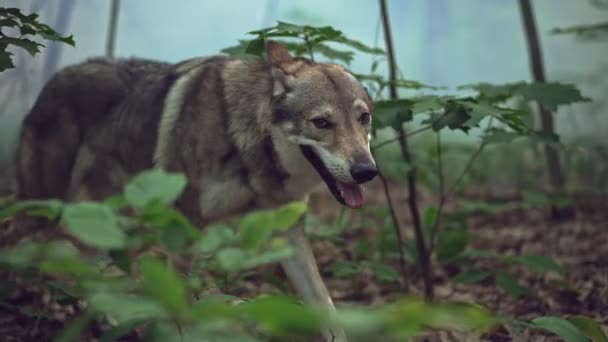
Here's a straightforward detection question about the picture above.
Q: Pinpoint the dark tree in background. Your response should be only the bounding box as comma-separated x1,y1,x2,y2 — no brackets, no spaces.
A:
518,0,573,220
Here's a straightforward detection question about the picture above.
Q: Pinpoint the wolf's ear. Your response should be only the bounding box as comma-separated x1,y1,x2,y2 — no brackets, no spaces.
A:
266,40,293,66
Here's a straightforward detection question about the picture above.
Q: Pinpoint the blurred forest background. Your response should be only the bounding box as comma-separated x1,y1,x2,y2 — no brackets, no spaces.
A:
1,0,607,160
1,1,608,341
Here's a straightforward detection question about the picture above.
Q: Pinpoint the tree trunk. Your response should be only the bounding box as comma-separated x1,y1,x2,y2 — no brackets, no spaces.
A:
106,0,121,58
379,0,433,300
518,0,574,220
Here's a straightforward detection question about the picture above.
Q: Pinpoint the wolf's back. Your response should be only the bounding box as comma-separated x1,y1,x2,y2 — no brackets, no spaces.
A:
16,58,176,201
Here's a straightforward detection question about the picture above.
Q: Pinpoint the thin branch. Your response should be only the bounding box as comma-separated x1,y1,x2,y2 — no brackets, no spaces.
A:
371,125,432,151
303,34,315,62
426,132,446,258
377,170,409,291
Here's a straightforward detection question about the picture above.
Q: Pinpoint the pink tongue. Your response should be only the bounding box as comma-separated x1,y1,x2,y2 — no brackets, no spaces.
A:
336,182,365,208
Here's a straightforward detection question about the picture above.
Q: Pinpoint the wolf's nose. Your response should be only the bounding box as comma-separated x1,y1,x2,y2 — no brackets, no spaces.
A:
350,163,378,183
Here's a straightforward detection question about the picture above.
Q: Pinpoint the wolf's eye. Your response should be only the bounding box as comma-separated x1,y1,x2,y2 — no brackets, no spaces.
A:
312,118,331,129
360,112,371,125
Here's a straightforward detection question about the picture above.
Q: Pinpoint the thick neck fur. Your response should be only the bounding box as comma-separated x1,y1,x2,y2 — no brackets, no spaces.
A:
221,58,322,201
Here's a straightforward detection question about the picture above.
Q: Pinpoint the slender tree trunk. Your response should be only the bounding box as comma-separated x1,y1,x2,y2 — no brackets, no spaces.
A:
106,0,121,58
379,0,433,300
518,0,573,219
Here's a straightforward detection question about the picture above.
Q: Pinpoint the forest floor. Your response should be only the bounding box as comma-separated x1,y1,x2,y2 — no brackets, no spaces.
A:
0,180,606,341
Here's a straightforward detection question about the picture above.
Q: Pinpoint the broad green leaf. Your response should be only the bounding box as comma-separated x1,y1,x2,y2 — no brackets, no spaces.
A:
373,99,413,131
243,246,294,268
62,202,126,249
515,82,590,111
423,207,438,233
436,229,469,262
515,255,565,277
451,270,491,284
569,316,608,342
0,37,42,56
55,310,94,342
195,224,234,253
240,295,321,334
412,96,445,114
140,258,187,313
88,291,166,323
239,210,275,250
327,261,360,278
124,170,186,208
41,258,95,276
532,316,589,342
369,262,400,283
217,247,246,271
496,273,531,298
273,201,307,230
522,190,550,206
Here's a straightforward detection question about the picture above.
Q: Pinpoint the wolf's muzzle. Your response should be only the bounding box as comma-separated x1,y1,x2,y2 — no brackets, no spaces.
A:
350,162,378,183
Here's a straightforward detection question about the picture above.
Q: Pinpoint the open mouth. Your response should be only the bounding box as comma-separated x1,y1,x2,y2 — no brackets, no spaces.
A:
300,146,366,208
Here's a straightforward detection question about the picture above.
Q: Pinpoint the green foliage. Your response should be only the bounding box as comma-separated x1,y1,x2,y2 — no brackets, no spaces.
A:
221,21,383,64
0,7,75,71
551,22,608,41
531,316,590,342
0,169,496,340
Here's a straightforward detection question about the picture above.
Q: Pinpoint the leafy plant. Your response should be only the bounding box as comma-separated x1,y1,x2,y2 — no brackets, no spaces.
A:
0,169,496,340
0,6,75,71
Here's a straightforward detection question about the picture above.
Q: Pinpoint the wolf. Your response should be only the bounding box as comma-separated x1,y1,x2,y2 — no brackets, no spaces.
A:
10,41,377,341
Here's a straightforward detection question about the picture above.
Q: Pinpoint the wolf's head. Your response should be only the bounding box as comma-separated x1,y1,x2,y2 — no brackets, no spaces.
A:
267,41,377,208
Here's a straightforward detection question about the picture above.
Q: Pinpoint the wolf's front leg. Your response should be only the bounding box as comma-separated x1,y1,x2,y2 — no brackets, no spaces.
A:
281,224,347,342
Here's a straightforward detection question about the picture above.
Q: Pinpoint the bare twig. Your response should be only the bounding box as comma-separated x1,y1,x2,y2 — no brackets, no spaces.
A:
377,171,409,291
371,125,432,150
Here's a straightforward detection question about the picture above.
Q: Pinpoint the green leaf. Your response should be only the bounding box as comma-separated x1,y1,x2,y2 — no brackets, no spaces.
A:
522,190,550,206
239,210,275,250
139,257,187,313
451,270,491,284
515,82,590,111
436,229,469,262
532,316,590,342
62,202,126,249
273,202,307,230
496,273,531,298
243,246,294,268
41,258,95,276
88,291,166,323
412,96,445,114
0,37,43,56
195,224,234,253
217,247,246,271
515,255,565,277
240,295,321,334
0,47,15,71
369,262,400,283
327,261,360,278
423,207,438,233
124,170,186,208
373,98,414,130
568,316,608,342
